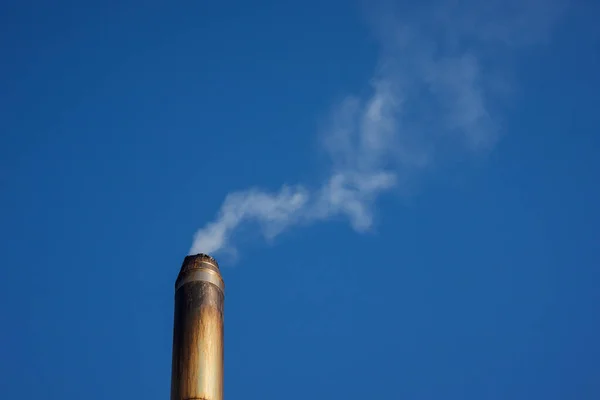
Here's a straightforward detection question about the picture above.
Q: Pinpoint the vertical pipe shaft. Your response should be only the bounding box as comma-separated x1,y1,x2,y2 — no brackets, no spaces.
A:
170,254,224,400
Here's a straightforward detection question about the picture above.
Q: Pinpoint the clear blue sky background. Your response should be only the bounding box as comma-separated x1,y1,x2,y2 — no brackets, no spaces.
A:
1,1,599,399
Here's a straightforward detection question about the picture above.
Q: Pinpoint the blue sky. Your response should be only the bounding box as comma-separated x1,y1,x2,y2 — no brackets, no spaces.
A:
1,0,600,398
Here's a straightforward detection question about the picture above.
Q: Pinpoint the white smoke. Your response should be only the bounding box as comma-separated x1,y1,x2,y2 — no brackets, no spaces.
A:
189,0,565,257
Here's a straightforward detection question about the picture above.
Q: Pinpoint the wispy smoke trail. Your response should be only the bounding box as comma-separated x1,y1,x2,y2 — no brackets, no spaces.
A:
190,0,565,257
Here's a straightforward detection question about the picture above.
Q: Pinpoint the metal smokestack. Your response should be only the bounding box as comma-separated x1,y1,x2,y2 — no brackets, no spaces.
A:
170,253,225,400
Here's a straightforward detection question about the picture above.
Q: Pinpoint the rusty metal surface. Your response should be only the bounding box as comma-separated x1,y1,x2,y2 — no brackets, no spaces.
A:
178,253,220,276
171,254,224,400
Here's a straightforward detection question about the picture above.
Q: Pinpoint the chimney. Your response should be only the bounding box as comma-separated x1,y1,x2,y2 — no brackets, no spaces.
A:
170,253,224,400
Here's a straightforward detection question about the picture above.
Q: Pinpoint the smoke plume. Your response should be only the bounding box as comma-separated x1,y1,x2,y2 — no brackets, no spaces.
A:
189,0,565,257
